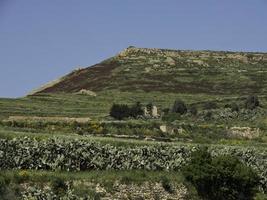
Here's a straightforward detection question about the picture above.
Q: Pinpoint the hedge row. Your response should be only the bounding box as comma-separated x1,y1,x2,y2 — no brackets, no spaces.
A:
0,137,266,191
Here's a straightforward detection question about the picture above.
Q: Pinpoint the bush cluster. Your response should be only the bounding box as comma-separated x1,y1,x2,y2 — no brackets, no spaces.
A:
245,95,260,110
182,148,260,200
172,100,187,115
110,102,144,120
164,95,263,122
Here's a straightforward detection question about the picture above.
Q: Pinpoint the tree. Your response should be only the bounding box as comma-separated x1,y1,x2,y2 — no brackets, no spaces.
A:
110,102,144,120
245,95,260,110
130,102,144,118
182,148,260,200
172,100,187,115
110,104,130,120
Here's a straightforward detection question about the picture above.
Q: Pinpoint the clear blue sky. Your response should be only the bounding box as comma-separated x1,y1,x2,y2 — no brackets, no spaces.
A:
1,0,267,97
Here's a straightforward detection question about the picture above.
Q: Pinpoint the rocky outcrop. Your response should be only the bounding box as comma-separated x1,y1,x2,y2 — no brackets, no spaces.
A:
228,127,260,139
77,89,97,96
118,46,267,63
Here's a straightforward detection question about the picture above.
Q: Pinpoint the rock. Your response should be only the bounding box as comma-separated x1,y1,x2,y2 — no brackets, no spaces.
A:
77,89,97,96
160,125,167,133
227,54,248,63
151,106,158,117
191,59,208,66
178,128,184,134
144,107,150,117
144,105,159,118
228,127,260,139
145,67,151,73
165,57,176,66
95,183,107,196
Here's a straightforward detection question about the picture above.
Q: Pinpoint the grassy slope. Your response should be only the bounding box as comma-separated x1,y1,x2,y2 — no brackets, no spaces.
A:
0,91,231,119
34,47,267,95
1,91,266,120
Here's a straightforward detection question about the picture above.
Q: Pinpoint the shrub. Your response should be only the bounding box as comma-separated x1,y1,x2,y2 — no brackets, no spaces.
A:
188,106,198,116
204,111,213,120
130,102,144,118
225,103,239,112
87,122,103,135
203,101,218,110
14,170,30,183
110,102,144,120
110,104,131,120
161,177,174,194
181,148,260,200
245,95,260,110
172,100,187,115
51,177,68,195
211,156,259,199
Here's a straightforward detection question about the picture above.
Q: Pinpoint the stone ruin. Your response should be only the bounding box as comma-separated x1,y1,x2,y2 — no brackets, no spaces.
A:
144,104,160,118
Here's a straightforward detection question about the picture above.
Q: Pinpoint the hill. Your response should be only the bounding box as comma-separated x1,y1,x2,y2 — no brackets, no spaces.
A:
0,47,267,199
32,46,267,95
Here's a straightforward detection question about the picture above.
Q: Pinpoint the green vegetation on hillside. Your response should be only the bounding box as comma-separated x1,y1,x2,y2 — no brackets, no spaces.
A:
182,148,260,200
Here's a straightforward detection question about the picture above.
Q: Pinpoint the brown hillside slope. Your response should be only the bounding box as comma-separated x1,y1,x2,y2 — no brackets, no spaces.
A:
33,47,267,95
